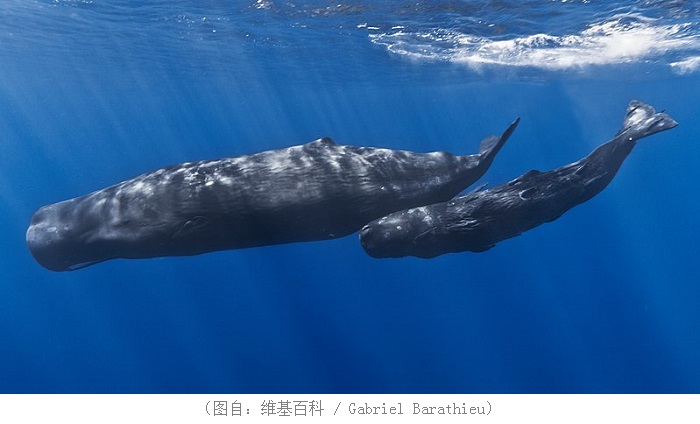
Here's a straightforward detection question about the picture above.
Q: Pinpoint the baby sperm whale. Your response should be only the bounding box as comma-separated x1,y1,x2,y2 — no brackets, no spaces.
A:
26,120,519,271
359,100,678,259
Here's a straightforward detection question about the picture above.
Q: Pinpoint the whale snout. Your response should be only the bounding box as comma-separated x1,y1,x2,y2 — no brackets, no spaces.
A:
26,203,104,272
359,208,453,259
359,224,384,258
359,219,413,259
26,216,71,271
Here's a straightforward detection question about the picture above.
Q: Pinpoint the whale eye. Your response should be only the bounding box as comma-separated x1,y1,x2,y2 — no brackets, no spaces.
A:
174,216,211,238
184,216,210,230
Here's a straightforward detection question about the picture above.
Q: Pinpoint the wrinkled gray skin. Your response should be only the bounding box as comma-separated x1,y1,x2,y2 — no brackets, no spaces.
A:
26,120,519,271
360,101,678,259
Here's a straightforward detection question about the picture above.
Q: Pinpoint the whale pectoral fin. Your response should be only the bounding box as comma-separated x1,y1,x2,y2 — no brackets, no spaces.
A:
174,216,211,238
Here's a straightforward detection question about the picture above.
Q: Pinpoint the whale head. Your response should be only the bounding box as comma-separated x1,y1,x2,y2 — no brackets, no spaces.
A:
358,209,439,259
26,199,114,271
26,184,221,272
25,186,185,271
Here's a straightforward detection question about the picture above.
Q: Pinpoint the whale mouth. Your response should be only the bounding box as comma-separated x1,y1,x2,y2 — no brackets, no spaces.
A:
26,219,104,272
65,260,106,271
27,239,107,272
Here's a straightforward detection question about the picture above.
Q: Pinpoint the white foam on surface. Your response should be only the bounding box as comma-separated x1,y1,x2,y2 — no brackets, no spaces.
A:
369,15,700,73
670,55,700,74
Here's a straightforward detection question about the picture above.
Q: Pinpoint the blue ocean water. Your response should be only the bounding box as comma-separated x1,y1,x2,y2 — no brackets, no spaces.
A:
1,0,700,393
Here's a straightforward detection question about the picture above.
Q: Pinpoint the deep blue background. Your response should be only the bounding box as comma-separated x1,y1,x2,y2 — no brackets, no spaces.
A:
1,1,699,393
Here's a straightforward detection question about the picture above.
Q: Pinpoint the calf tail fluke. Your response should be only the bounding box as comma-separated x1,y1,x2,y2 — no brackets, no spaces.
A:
619,100,678,142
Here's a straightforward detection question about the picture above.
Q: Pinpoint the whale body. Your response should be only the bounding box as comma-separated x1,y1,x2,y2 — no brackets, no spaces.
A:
360,101,678,259
27,121,518,271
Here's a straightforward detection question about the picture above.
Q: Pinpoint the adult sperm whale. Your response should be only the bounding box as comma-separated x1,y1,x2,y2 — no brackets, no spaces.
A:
360,101,677,259
26,120,519,271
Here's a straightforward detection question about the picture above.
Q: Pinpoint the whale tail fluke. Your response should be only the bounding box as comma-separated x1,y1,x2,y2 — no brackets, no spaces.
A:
478,118,520,162
618,100,678,142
